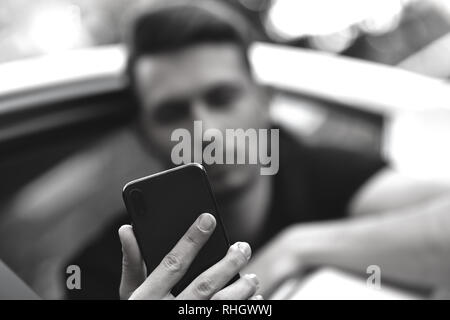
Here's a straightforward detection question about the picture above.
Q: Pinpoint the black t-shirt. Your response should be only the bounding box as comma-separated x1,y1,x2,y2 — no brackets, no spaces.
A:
65,129,385,299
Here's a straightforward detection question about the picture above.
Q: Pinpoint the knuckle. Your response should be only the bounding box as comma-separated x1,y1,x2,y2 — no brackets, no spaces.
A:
162,253,183,273
185,232,200,246
194,278,215,299
121,255,131,268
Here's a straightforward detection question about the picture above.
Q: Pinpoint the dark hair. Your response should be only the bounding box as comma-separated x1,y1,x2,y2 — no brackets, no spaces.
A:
125,0,258,87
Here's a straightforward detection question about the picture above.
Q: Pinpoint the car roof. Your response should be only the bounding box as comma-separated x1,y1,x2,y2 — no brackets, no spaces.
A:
1,42,450,117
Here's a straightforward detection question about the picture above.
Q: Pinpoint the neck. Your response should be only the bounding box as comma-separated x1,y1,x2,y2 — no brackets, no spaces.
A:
217,173,272,244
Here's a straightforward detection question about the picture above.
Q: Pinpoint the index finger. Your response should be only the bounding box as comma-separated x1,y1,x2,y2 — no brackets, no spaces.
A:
132,213,216,299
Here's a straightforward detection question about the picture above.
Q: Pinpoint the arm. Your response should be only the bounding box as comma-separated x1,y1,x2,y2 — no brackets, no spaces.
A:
349,168,450,217
245,169,450,295
323,168,450,288
294,194,450,289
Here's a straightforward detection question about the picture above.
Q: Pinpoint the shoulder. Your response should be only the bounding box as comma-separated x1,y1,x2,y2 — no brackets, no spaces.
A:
278,127,385,176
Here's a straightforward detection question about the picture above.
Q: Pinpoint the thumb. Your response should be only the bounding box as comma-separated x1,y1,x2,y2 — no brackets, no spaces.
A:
118,225,146,299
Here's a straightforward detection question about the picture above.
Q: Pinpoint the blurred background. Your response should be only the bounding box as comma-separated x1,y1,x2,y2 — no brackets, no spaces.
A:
1,0,450,64
1,0,450,299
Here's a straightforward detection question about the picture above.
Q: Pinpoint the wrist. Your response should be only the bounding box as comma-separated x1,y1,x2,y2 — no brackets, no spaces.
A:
282,221,349,269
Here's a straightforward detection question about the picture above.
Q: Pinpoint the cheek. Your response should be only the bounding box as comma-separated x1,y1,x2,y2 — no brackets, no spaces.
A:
230,95,269,129
142,122,178,154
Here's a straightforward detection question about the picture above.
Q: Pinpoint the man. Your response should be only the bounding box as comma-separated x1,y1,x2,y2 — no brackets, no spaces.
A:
67,0,450,299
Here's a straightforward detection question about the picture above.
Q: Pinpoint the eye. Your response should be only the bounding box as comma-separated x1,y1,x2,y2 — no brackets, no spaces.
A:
204,85,241,110
153,99,190,124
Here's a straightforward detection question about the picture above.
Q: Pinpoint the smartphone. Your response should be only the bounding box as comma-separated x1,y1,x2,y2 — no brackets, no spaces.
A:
122,163,237,296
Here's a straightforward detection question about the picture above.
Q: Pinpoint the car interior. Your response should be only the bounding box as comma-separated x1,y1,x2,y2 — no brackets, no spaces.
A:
1,0,450,300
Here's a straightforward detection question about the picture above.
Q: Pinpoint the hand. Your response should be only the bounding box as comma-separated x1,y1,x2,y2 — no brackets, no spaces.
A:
118,213,263,300
242,226,307,297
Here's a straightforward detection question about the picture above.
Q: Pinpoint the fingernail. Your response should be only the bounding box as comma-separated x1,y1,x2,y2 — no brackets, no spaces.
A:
245,274,259,288
237,242,251,260
198,213,215,232
118,225,130,243
253,295,264,300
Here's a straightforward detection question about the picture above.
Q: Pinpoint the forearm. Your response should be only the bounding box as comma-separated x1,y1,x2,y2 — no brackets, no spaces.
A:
293,195,450,289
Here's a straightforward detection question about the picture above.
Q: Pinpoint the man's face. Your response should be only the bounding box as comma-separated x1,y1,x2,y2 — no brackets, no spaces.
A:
134,44,270,195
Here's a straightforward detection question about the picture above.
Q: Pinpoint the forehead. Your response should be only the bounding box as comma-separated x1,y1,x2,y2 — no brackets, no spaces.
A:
134,44,250,105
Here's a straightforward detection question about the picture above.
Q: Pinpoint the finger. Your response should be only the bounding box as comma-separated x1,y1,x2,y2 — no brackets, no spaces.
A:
249,295,264,300
134,213,216,299
211,274,259,300
119,225,146,299
177,242,252,300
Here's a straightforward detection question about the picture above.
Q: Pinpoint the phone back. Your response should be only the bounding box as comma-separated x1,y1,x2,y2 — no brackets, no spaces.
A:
122,163,233,296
